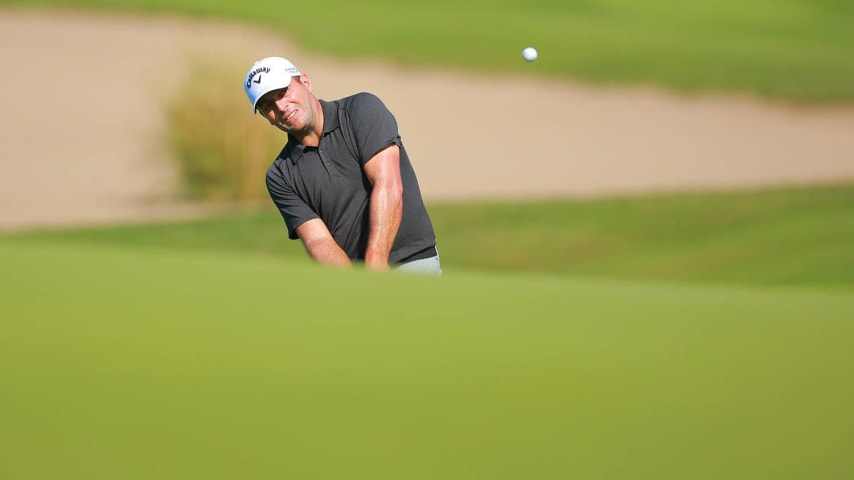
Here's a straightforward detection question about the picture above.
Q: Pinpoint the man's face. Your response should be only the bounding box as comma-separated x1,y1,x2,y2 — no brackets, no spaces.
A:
256,75,316,135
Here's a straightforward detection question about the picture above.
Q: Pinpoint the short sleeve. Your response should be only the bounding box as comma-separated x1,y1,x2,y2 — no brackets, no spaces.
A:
347,92,402,165
266,162,318,240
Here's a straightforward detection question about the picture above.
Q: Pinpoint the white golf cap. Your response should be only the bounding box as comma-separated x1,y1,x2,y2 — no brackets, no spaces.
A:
244,56,302,113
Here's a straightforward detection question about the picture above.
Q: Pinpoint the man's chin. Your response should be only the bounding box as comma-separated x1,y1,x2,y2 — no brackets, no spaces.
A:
281,122,310,136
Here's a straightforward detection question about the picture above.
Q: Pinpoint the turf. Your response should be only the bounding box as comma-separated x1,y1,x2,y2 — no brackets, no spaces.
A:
1,240,852,479
2,0,854,102
7,183,854,288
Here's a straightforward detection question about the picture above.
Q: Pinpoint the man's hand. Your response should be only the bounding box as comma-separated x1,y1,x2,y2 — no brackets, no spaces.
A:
363,144,403,271
295,219,352,268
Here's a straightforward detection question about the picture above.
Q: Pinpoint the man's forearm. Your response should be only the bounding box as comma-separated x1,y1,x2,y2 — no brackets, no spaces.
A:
365,183,402,270
304,238,352,268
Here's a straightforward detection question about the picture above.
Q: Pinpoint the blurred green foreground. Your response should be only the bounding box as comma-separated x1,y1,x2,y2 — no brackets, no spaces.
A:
1,241,852,479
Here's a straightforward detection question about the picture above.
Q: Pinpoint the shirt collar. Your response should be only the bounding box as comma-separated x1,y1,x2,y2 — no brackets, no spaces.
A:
320,99,340,135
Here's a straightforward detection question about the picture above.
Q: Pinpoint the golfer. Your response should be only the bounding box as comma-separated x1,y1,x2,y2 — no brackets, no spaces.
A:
244,56,441,275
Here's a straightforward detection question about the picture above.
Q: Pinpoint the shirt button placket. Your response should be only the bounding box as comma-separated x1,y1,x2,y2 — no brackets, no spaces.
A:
318,149,335,179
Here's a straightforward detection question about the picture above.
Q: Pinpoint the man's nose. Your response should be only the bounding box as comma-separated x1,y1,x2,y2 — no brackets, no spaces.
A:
274,96,288,111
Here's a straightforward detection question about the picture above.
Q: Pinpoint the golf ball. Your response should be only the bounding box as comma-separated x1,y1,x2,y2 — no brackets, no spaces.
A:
522,47,538,62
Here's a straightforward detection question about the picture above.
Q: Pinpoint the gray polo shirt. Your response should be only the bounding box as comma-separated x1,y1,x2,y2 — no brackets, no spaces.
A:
266,92,437,264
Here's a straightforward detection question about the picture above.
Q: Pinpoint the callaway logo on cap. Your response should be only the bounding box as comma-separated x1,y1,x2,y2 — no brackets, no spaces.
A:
244,56,302,113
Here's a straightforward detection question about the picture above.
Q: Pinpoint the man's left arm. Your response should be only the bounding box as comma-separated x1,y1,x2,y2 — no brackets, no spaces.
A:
363,144,403,271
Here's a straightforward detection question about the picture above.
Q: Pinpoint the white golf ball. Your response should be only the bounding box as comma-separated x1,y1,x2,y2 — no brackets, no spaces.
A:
522,47,538,62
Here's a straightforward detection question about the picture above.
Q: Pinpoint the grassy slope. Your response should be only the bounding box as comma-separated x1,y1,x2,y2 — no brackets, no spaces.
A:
1,240,853,479
7,183,853,288
2,0,853,102
430,183,854,287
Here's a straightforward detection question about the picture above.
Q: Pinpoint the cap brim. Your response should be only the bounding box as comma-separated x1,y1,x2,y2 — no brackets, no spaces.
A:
251,76,296,114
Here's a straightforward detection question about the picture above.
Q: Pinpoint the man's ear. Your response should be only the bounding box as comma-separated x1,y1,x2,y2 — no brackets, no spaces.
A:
298,74,313,93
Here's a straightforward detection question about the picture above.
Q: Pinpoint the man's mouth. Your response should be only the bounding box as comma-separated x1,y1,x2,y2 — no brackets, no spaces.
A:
284,110,298,122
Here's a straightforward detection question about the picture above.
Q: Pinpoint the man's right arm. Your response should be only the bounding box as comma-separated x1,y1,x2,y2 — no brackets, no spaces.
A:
295,218,352,268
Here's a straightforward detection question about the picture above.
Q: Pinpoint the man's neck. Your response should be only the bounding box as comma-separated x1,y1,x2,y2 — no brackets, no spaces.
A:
295,100,324,147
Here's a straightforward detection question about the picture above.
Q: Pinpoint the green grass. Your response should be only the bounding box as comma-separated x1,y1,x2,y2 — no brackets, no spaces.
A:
3,0,854,102
429,183,854,287
6,183,853,288
1,240,853,479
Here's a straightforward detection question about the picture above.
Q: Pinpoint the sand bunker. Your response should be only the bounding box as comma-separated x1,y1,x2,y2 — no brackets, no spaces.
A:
2,8,853,230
